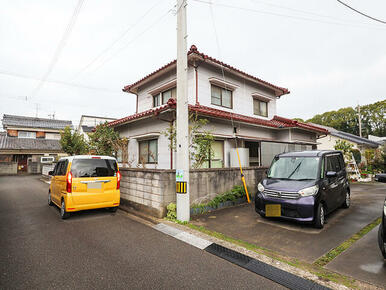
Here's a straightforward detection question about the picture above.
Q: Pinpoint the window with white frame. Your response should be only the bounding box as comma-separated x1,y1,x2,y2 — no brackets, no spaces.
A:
211,85,232,108
153,87,176,107
138,139,158,164
18,131,36,139
253,98,268,117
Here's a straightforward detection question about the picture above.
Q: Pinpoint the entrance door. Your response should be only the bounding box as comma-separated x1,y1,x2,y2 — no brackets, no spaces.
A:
245,141,260,166
15,155,28,173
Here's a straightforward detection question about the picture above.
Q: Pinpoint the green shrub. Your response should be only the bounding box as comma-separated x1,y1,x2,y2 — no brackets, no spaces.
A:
166,203,177,220
191,185,248,213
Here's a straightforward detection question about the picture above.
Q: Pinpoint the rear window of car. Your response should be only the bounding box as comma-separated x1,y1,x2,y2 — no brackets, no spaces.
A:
70,159,118,178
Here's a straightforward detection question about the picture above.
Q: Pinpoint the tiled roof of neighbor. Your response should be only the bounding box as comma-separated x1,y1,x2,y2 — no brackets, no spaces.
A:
108,98,328,134
309,123,380,147
123,45,289,97
81,125,95,133
2,114,72,130
0,134,62,151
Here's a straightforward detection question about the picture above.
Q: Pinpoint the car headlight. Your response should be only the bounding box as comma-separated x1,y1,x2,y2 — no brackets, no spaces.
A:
258,182,264,193
298,185,319,197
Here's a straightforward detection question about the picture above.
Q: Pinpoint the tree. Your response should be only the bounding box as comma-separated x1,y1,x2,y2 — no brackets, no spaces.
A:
306,100,385,137
163,113,214,169
334,139,353,161
88,122,127,157
59,126,89,156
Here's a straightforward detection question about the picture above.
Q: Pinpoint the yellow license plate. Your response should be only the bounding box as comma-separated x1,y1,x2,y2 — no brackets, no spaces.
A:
265,204,281,217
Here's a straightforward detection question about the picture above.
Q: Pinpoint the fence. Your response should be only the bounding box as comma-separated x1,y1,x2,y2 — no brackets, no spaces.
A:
120,166,267,218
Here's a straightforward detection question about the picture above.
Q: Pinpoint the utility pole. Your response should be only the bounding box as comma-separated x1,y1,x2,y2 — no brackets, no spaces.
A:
357,105,362,137
176,0,190,221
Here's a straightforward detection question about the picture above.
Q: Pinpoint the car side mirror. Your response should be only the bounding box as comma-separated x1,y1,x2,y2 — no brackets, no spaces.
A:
48,170,54,176
326,171,337,178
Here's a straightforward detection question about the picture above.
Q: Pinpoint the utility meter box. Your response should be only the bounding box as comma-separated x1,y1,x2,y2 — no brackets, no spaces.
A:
230,148,249,168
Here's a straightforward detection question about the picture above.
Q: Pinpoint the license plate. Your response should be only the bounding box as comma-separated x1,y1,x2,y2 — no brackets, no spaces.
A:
87,182,102,189
266,204,281,217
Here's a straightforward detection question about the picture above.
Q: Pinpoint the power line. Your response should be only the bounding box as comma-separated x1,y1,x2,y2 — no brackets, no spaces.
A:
0,69,119,93
30,0,85,98
336,0,386,24
88,7,173,74
69,0,163,81
192,0,386,30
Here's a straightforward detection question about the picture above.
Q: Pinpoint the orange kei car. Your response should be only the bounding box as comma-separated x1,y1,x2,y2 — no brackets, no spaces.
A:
48,155,121,219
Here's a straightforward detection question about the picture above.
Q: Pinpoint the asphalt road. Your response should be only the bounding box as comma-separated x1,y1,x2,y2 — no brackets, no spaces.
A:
0,175,284,290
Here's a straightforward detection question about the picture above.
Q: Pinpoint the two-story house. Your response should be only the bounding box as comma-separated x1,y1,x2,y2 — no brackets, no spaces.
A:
109,45,327,169
0,114,72,173
77,115,117,141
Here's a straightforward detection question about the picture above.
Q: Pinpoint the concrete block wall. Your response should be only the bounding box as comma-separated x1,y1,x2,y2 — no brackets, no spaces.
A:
120,167,266,218
0,162,17,175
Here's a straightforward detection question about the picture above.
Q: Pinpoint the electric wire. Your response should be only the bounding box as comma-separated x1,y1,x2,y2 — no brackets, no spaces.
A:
336,0,386,24
69,0,163,82
84,7,173,75
29,0,85,98
192,0,386,30
0,69,118,93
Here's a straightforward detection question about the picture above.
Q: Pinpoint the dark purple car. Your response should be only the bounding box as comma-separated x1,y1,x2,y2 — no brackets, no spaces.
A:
255,150,350,228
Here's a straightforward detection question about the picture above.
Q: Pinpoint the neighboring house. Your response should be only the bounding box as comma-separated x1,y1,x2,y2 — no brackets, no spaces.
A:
77,115,117,141
368,135,386,145
315,124,379,162
109,45,328,169
0,114,72,174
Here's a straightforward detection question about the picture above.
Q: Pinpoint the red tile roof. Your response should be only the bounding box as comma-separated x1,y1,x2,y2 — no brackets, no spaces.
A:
108,98,327,134
123,45,289,96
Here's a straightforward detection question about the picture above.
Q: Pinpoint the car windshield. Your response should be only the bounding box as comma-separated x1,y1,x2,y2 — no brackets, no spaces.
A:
71,159,117,178
268,156,320,180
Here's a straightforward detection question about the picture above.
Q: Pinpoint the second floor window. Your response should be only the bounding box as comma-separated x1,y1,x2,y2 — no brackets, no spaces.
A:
18,131,36,139
139,139,158,164
253,99,268,117
211,85,232,108
153,87,176,107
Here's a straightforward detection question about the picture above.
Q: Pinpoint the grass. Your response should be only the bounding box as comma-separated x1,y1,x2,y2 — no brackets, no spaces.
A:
174,222,359,289
313,217,382,267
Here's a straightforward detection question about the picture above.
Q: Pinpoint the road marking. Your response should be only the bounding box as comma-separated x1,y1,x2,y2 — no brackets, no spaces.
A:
153,223,212,250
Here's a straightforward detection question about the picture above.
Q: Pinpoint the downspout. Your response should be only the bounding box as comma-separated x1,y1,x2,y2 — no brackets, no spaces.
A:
135,93,139,114
155,113,176,170
194,62,199,105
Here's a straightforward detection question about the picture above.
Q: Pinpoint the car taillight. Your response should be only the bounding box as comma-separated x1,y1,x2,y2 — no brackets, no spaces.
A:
116,171,121,190
66,172,72,193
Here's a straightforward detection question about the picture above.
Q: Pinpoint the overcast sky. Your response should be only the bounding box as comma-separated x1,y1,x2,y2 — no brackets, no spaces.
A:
1,0,385,128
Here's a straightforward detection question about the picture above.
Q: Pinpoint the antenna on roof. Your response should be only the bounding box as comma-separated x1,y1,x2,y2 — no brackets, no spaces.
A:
35,103,39,118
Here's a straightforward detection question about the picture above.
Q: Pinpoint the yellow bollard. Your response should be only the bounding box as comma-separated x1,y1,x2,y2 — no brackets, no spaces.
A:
236,147,250,203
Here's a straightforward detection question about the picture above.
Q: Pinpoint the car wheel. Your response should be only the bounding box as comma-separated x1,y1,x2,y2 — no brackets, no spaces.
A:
258,212,266,219
342,192,350,208
60,200,70,219
108,207,118,213
314,203,325,229
48,191,53,206
378,225,386,259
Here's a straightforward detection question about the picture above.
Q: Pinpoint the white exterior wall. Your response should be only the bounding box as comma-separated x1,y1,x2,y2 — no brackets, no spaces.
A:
135,63,277,120
115,118,172,169
317,135,358,151
196,63,277,118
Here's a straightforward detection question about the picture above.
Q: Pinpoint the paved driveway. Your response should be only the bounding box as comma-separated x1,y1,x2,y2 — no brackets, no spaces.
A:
0,175,283,290
191,183,386,286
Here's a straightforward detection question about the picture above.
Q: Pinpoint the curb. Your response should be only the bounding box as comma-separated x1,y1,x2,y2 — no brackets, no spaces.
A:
153,222,330,290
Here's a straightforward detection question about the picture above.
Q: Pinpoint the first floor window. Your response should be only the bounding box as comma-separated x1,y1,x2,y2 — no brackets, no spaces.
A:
201,140,224,168
139,139,158,164
253,99,268,117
